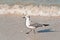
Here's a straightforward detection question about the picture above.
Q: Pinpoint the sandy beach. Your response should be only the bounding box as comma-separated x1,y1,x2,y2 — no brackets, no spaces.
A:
0,14,60,40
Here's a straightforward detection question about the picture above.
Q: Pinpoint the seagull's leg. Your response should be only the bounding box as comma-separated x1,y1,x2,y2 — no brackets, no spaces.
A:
33,29,36,34
26,29,32,34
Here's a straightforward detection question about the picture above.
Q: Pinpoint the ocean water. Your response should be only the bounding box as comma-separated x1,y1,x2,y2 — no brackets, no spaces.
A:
0,0,60,5
0,0,60,16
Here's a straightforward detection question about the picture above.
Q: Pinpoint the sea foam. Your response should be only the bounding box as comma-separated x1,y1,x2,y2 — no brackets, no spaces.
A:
0,4,60,16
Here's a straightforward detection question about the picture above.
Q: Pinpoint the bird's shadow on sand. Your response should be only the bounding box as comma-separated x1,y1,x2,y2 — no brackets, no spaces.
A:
37,29,55,33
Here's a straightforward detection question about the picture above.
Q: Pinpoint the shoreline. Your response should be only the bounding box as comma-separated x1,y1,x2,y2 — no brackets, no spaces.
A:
0,14,60,19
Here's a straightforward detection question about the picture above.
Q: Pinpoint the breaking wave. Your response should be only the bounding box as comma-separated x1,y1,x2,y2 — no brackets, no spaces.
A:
0,4,60,16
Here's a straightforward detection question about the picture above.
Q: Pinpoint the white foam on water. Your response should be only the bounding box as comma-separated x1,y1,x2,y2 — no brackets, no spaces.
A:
0,4,60,16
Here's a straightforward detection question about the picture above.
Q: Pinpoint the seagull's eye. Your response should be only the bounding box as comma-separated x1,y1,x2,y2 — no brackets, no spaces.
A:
29,16,30,18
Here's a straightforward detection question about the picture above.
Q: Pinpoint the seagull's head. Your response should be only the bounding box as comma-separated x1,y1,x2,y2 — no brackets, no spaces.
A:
22,15,30,19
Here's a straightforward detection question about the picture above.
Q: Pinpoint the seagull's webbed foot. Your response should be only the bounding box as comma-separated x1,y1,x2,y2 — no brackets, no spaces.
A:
26,29,32,34
26,32,30,34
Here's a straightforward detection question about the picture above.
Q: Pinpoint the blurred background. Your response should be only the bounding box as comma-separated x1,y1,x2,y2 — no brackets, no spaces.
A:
0,0,60,5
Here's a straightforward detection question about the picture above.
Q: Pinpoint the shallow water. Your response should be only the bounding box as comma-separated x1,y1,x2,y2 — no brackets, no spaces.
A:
0,0,60,5
0,15,60,40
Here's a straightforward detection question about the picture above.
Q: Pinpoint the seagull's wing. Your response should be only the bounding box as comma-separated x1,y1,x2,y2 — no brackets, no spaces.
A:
30,23,43,28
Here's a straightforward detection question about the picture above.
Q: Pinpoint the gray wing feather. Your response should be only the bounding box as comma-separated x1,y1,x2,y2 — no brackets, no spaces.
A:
30,23,43,28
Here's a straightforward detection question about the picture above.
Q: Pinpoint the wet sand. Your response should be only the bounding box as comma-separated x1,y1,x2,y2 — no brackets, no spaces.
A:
0,14,60,40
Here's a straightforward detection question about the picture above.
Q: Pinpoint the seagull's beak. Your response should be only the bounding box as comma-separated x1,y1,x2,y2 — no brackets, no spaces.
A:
22,17,25,18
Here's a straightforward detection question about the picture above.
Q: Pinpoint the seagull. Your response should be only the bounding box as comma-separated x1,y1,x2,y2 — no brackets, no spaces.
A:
23,15,49,34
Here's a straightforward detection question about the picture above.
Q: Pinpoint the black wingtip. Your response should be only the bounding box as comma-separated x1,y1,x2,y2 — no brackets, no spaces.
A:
43,24,49,26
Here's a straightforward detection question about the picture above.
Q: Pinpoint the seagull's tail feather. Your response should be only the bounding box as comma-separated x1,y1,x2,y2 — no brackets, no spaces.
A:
43,24,49,26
